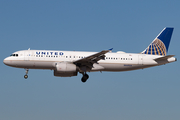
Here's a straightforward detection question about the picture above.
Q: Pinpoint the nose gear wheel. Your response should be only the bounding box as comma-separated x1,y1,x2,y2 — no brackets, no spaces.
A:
24,69,29,79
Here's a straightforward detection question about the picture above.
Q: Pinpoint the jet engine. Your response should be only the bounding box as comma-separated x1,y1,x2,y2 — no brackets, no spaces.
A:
54,62,77,77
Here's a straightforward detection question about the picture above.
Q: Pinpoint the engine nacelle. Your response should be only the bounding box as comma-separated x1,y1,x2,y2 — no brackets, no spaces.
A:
54,62,77,77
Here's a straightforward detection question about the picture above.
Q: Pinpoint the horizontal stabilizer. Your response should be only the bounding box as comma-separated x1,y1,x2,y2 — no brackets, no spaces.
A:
154,55,175,61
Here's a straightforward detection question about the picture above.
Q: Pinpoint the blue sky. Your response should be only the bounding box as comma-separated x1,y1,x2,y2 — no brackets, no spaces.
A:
0,0,180,120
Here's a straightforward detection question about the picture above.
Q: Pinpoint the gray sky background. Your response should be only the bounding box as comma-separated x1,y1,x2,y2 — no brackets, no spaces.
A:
0,0,180,120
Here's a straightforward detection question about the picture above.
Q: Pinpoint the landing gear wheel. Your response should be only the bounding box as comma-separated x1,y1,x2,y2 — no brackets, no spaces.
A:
81,78,87,83
24,75,28,79
24,69,29,79
81,74,89,83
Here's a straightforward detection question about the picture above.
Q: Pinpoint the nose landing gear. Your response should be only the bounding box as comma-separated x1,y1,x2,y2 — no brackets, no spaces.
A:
24,69,29,79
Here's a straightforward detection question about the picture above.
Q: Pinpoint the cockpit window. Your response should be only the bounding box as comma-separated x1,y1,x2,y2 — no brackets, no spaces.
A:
10,54,18,57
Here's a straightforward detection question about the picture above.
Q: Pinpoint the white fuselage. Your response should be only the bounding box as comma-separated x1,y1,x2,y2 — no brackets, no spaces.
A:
3,50,176,72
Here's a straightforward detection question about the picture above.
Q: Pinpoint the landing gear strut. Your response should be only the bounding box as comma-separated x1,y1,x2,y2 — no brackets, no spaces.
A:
81,73,89,83
24,69,29,79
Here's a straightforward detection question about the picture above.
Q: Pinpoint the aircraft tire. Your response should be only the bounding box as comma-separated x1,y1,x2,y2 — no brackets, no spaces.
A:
24,75,28,79
81,74,89,83
81,78,87,83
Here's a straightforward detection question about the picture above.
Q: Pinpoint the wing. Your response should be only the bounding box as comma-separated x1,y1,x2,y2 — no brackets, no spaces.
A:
73,48,112,71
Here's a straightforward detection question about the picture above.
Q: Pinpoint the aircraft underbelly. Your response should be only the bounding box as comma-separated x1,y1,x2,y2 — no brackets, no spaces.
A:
98,63,144,71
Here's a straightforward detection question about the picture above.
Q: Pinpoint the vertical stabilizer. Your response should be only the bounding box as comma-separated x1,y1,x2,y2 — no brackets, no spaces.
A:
141,27,174,56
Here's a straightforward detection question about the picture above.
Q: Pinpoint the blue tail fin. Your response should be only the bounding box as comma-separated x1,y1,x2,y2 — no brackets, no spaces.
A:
141,27,174,56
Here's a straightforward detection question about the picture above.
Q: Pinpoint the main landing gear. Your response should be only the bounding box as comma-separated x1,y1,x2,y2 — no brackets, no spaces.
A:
24,69,29,79
81,73,89,83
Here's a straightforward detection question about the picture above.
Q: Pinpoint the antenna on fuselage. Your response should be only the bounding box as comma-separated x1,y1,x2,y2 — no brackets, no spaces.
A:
28,48,30,50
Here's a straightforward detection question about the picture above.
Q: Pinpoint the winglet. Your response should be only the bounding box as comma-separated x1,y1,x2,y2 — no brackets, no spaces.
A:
109,48,113,51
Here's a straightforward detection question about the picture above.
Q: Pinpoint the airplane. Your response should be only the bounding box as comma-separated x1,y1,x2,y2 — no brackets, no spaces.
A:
3,27,177,82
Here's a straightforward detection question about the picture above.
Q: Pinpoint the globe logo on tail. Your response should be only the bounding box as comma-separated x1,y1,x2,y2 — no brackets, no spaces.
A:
142,38,166,56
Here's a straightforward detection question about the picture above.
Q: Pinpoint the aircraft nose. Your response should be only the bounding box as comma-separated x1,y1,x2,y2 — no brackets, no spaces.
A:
3,57,11,66
3,58,8,65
